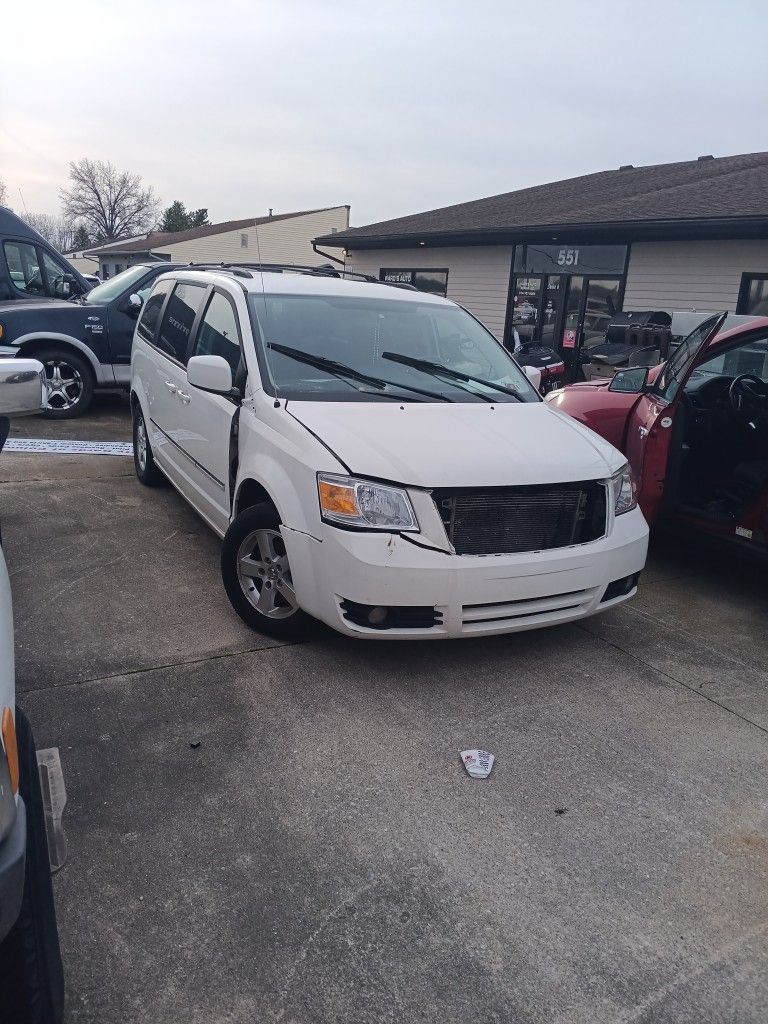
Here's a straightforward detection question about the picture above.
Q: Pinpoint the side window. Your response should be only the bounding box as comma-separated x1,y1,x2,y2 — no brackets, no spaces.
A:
192,291,241,373
693,335,768,383
156,283,207,364
137,280,172,343
4,242,45,295
40,249,73,298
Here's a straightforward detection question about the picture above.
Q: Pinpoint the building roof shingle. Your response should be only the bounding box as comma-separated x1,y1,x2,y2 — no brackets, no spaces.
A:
91,207,341,255
315,152,768,248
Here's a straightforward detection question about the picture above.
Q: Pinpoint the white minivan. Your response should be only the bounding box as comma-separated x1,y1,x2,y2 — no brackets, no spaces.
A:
130,267,648,639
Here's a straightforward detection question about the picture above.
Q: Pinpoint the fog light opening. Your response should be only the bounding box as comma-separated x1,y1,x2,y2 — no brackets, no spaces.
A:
601,572,641,603
367,606,388,627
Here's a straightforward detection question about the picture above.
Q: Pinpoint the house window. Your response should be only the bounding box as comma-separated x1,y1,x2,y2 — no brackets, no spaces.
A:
240,234,248,248
114,263,123,276
737,273,768,316
379,268,449,297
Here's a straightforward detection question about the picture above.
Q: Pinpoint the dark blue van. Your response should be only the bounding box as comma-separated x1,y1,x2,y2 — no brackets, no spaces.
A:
0,207,91,303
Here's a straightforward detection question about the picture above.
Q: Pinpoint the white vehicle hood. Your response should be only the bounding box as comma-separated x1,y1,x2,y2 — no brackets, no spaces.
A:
288,400,625,487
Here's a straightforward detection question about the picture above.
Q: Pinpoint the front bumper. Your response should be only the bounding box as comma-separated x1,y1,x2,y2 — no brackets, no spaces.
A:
0,796,26,943
283,506,649,639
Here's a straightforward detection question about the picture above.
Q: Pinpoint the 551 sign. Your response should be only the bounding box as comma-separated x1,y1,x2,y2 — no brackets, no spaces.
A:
557,248,580,267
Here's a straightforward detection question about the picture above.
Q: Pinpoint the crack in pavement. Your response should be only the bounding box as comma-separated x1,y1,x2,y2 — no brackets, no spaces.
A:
19,637,314,696
578,620,768,739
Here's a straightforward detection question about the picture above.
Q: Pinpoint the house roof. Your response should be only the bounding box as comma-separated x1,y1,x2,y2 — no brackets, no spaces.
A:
315,152,768,249
89,207,344,256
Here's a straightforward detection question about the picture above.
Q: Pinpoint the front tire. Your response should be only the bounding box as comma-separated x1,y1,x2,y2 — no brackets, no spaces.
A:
36,347,94,419
132,404,164,487
221,504,309,638
0,710,65,1024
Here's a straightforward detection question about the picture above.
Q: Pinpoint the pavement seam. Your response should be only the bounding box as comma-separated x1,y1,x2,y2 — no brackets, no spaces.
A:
18,637,313,695
578,622,768,739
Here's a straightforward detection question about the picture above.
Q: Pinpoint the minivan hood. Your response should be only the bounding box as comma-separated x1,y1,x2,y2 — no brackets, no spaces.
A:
288,400,625,487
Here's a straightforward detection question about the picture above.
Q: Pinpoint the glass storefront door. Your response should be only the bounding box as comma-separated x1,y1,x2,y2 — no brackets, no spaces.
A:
511,276,542,342
559,277,623,381
507,245,626,371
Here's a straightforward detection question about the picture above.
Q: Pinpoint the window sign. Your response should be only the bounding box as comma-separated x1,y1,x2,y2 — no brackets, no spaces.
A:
514,244,626,276
380,268,449,296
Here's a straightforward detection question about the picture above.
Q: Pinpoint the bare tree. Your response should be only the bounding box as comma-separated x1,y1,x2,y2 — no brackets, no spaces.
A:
0,178,7,206
24,213,77,253
60,159,160,242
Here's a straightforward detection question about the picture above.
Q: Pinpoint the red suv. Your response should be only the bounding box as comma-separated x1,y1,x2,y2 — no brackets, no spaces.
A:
546,313,768,555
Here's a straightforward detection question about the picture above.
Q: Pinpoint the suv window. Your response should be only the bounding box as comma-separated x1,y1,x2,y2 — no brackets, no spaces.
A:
137,279,172,343
4,242,45,296
193,291,241,373
156,282,207,364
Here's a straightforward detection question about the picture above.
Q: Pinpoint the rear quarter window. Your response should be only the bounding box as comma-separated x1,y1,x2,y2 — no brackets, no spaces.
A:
156,283,207,364
137,280,172,343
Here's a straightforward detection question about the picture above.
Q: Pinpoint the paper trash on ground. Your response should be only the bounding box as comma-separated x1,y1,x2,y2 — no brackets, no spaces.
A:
460,749,494,779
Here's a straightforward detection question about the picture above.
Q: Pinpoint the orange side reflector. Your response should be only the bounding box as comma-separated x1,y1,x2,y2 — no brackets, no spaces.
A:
318,480,358,517
2,707,19,794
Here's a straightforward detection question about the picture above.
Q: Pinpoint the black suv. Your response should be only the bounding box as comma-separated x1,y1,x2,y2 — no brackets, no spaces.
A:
0,262,180,418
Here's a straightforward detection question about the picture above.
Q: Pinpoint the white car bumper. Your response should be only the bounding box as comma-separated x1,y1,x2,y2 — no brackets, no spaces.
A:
282,506,649,639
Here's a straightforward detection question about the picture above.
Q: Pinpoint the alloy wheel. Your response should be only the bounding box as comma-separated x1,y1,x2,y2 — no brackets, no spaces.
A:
44,359,84,411
136,416,147,472
236,528,298,619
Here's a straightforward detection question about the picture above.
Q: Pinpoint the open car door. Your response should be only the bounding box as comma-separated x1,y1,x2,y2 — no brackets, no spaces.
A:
625,313,727,523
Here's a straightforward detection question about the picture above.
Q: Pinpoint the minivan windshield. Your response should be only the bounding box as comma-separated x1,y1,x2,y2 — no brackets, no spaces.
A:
84,265,154,305
248,293,540,403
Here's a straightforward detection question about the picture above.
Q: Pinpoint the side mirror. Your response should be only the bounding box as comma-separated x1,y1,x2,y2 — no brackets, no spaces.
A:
187,354,236,396
0,358,46,416
126,293,143,318
609,366,649,394
523,364,542,391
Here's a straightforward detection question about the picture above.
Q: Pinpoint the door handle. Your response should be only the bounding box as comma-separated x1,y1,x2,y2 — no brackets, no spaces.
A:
638,425,649,438
177,390,191,404
163,379,177,393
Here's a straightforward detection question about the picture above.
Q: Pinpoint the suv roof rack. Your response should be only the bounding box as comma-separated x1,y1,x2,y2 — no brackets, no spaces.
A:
173,262,418,290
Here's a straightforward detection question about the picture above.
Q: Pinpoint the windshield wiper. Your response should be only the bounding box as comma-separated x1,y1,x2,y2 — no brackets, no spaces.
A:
267,343,451,401
381,352,522,401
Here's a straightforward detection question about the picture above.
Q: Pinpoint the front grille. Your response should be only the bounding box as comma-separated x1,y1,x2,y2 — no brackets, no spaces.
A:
433,481,607,555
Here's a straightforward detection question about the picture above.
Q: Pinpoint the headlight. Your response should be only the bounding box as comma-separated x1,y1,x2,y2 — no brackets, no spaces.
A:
317,473,418,530
611,463,637,515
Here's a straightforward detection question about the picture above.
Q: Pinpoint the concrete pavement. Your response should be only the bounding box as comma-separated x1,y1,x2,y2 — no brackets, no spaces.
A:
3,399,766,1023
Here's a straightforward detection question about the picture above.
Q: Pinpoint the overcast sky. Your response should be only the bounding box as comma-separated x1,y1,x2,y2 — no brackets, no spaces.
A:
2,0,766,229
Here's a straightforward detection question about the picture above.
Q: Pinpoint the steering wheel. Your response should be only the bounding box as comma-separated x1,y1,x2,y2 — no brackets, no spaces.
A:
729,373,768,428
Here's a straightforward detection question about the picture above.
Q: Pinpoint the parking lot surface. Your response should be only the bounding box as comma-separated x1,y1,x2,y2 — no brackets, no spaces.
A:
3,398,767,1023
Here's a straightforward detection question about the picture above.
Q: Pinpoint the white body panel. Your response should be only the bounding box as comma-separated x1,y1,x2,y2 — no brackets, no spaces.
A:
131,270,649,639
0,545,14,732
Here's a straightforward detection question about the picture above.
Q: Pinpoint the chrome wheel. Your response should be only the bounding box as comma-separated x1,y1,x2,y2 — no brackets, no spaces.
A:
44,359,83,411
236,528,297,619
136,416,147,472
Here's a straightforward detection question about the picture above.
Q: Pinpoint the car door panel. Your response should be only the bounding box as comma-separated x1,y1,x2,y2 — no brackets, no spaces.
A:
173,289,244,532
625,313,727,524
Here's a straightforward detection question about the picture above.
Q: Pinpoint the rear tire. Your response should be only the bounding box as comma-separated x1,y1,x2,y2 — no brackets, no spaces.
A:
0,710,64,1024
35,347,94,419
132,403,164,487
221,504,310,638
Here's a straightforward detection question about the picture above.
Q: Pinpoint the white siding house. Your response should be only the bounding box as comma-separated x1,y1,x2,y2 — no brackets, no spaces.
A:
90,207,348,278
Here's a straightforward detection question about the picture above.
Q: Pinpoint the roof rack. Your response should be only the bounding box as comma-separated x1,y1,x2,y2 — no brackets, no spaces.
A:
175,262,418,290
